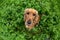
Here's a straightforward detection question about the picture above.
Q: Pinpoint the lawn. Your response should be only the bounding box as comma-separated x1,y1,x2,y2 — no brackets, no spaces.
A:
0,0,60,40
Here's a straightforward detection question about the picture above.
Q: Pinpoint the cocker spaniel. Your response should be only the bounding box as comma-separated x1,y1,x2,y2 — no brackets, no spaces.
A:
24,8,40,30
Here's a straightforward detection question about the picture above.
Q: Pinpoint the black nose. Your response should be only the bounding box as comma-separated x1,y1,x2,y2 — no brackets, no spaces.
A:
27,20,31,24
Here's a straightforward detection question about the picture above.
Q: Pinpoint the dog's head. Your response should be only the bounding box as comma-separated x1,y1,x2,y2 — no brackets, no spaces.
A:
24,8,40,30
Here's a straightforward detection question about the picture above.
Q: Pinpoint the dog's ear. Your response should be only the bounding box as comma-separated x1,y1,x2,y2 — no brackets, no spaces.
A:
35,15,40,24
34,11,40,24
24,9,29,21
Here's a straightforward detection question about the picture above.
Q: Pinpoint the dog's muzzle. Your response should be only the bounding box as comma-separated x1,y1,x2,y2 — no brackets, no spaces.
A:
27,20,31,25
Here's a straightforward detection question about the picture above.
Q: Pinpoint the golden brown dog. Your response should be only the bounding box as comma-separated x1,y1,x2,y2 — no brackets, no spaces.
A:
24,8,40,30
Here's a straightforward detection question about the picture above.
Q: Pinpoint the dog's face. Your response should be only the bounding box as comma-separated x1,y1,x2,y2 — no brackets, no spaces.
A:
24,8,40,30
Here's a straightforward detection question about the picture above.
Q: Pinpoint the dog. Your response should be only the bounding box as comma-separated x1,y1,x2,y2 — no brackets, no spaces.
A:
24,8,40,30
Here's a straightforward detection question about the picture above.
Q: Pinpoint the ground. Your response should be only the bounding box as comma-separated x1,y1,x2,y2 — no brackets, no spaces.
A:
0,0,60,40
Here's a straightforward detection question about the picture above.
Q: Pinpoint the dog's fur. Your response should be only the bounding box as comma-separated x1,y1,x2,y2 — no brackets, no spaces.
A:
24,8,40,30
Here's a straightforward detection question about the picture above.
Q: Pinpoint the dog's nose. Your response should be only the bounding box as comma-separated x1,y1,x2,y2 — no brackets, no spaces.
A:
27,20,31,24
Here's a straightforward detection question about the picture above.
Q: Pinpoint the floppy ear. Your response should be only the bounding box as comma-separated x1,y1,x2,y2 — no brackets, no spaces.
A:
34,11,40,24
24,9,29,21
35,15,40,24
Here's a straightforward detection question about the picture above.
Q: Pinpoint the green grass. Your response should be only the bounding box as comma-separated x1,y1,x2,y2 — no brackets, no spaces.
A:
0,0,60,40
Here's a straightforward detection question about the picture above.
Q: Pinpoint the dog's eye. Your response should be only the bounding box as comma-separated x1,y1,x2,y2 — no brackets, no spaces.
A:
33,14,36,16
27,12,29,15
